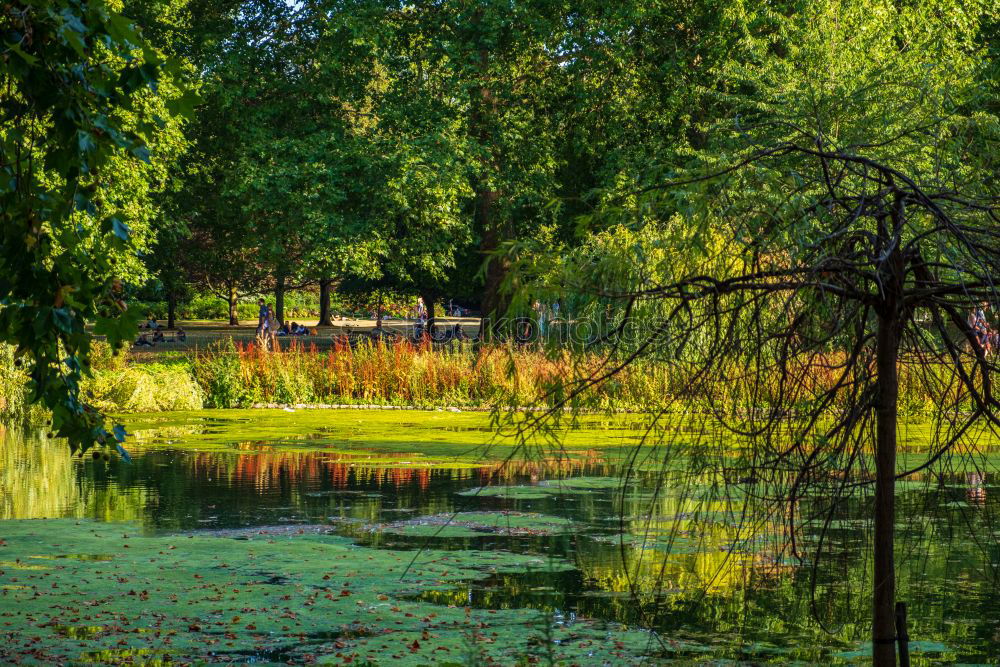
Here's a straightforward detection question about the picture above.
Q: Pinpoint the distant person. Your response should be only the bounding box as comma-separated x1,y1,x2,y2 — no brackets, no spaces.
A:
533,300,547,338
416,297,427,324
176,327,187,342
256,298,267,334
267,304,278,349
152,329,165,343
969,302,991,354
968,471,987,504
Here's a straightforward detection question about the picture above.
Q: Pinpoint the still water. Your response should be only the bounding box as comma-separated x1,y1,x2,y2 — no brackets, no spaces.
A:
2,409,999,662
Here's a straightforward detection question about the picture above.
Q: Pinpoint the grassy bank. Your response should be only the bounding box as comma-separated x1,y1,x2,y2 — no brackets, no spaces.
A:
0,338,969,427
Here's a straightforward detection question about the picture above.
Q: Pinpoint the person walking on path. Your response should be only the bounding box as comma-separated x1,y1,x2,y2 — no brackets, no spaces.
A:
415,296,428,338
266,303,278,350
256,298,267,337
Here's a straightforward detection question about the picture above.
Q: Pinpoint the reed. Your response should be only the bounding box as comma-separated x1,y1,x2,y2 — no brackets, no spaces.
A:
0,339,971,423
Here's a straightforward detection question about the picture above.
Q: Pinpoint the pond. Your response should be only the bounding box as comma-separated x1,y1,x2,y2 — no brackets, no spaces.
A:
1,409,998,664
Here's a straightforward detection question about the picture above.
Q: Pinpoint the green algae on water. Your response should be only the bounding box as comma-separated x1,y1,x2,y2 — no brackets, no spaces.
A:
0,519,654,665
380,511,577,538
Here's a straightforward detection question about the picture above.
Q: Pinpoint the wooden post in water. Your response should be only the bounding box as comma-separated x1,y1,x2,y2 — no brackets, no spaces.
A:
895,601,910,667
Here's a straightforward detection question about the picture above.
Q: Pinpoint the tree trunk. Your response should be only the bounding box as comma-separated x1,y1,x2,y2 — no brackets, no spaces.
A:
167,291,177,330
317,278,333,326
871,199,905,666
275,272,286,326
478,201,510,340
873,308,899,666
422,291,437,335
227,283,239,326
469,13,506,341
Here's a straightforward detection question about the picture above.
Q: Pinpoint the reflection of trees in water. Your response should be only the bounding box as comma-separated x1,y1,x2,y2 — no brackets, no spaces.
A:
182,450,611,492
0,424,615,529
571,476,1000,656
0,429,151,521
416,481,1000,658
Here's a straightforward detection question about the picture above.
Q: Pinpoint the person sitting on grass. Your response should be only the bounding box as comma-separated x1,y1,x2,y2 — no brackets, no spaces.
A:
277,322,290,336
969,302,992,355
176,327,187,342
134,333,153,347
152,329,165,343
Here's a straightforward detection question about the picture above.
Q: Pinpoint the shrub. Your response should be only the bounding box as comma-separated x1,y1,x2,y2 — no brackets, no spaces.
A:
192,339,258,408
84,363,203,413
0,345,47,425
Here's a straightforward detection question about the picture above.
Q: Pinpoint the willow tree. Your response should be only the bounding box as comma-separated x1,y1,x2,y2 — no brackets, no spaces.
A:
512,2,1000,663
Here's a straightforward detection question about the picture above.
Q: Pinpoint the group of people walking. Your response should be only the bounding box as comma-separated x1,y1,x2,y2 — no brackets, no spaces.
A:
257,299,311,348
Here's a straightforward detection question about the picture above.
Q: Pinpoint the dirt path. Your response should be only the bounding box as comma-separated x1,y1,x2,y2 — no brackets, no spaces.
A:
124,317,482,359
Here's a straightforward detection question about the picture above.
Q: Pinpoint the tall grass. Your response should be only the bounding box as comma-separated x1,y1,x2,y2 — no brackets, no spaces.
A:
191,339,974,415
0,338,970,421
190,338,680,409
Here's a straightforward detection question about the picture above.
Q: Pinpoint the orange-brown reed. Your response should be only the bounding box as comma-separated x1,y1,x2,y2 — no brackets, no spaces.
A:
191,338,960,414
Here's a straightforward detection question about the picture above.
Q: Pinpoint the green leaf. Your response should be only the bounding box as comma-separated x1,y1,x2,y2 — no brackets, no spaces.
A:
77,131,96,154
5,42,38,66
51,308,75,334
165,88,202,118
131,145,151,163
111,217,131,241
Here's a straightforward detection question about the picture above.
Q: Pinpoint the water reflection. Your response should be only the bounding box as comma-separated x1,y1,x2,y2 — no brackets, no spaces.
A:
2,418,1000,660
0,427,151,522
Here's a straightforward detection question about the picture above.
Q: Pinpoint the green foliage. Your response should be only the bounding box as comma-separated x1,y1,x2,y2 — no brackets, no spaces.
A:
0,0,192,451
191,339,256,408
84,362,203,413
0,344,46,426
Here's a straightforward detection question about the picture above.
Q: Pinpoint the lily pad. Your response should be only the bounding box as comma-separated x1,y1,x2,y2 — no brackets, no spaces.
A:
457,486,554,500
538,476,630,490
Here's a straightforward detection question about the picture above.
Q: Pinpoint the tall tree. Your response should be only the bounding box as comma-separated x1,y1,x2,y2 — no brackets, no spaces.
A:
1,0,191,451
515,2,1000,664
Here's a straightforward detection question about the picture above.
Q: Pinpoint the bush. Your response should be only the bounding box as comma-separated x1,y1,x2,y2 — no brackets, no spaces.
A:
84,363,203,413
192,339,259,407
0,345,46,425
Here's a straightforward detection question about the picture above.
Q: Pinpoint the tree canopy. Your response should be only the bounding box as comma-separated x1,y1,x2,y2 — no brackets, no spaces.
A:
1,0,193,451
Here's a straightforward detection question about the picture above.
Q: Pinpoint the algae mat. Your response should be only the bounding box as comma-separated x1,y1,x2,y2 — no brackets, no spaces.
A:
121,409,654,459
0,519,656,665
